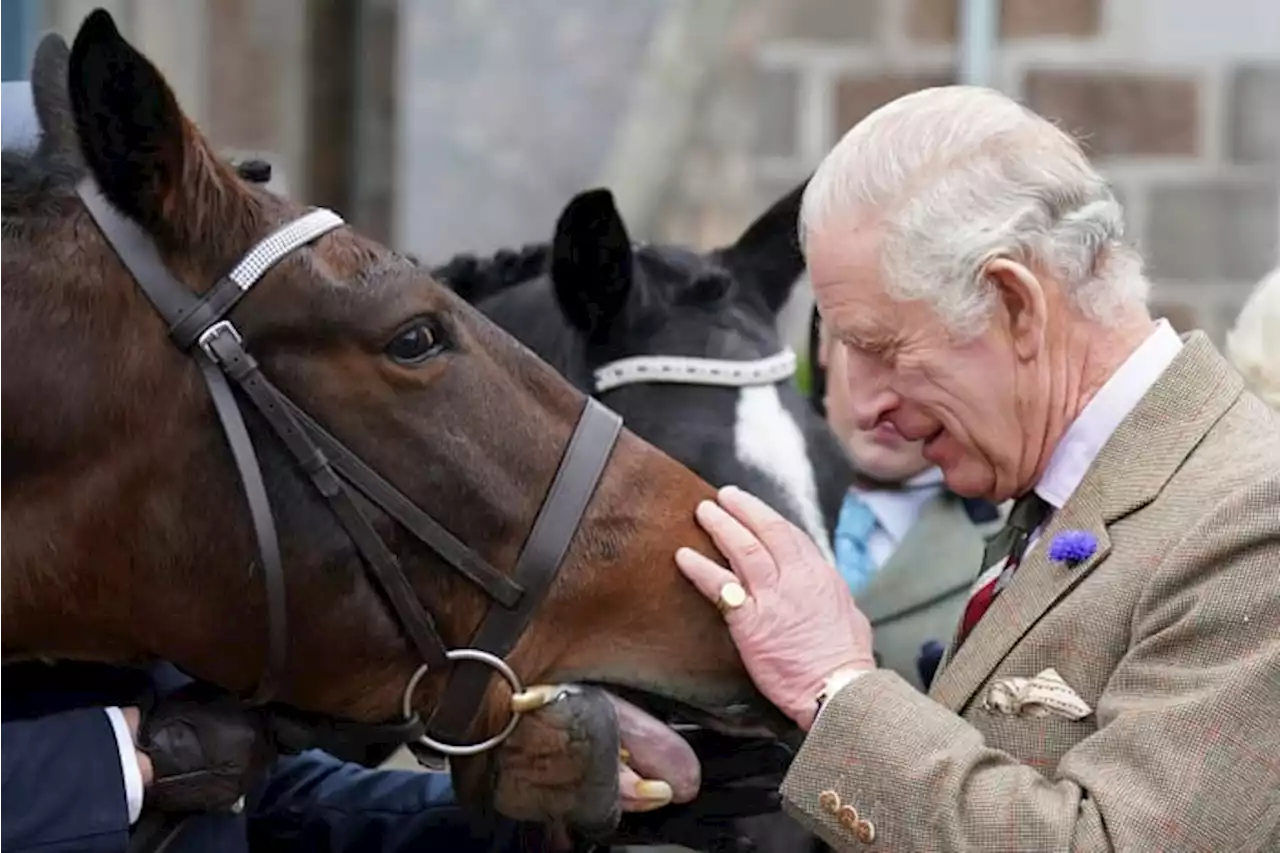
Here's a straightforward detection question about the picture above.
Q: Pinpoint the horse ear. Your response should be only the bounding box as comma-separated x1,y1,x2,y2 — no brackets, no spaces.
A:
68,10,227,246
30,33,79,164
550,188,635,341
718,177,810,316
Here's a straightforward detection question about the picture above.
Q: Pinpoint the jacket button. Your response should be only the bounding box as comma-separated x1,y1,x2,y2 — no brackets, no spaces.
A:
856,818,876,844
818,789,841,814
837,803,859,830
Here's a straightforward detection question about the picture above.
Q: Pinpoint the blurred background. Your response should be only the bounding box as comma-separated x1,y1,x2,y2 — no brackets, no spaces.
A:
5,0,1277,358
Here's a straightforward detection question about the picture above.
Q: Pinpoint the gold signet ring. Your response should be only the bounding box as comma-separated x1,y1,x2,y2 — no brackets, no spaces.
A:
716,580,748,614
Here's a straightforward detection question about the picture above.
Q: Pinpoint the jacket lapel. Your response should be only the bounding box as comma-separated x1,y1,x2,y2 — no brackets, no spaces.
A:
858,494,993,628
929,333,1243,712
930,481,1110,710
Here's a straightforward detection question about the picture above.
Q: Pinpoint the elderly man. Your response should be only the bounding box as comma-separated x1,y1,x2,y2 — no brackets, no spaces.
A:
675,85,1280,852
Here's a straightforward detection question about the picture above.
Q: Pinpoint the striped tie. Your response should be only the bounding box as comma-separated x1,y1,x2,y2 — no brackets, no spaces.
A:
955,491,1051,647
833,491,879,595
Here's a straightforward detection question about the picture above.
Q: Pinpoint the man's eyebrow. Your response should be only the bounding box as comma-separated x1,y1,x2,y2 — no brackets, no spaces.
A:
837,328,892,349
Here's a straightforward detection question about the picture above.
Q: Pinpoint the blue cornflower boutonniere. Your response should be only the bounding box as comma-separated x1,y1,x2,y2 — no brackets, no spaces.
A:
1048,530,1097,566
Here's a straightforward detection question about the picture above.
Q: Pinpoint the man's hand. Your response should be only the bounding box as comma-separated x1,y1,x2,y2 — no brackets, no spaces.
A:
121,706,155,787
675,485,876,730
131,683,276,814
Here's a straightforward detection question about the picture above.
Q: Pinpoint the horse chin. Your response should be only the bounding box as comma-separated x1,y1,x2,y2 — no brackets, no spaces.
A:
457,679,790,837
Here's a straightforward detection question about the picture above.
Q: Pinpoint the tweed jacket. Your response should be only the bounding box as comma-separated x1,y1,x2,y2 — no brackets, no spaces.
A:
859,492,1004,693
779,333,1280,852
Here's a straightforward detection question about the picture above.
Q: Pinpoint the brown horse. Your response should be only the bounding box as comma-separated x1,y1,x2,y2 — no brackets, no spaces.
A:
1,10,776,828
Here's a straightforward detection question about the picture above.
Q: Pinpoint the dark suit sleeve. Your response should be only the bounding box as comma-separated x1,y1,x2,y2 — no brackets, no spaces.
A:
247,749,549,852
2,709,132,853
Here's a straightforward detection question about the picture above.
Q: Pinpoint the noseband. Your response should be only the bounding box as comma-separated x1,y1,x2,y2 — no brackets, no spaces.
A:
75,179,622,762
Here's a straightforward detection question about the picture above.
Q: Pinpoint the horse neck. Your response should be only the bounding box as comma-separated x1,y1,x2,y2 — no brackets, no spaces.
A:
0,226,260,681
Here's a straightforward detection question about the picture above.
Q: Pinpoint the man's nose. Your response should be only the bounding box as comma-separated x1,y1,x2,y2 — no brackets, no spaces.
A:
851,388,896,432
843,354,896,431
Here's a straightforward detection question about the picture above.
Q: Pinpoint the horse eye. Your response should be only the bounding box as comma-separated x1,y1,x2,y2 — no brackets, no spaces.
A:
385,321,444,365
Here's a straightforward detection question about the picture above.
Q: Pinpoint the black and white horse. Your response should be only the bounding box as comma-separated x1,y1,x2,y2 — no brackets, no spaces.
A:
432,181,852,562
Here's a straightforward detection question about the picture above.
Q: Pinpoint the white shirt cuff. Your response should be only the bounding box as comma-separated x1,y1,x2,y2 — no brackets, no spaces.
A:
814,668,870,726
103,706,145,824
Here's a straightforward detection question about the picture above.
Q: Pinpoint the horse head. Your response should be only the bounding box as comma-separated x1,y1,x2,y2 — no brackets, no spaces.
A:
1,10,782,826
436,185,853,559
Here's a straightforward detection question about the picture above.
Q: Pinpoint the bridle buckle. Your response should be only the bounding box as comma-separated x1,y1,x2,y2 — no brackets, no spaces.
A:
197,319,243,361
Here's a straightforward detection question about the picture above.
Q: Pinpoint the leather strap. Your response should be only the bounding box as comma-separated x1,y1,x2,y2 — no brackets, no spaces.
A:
205,326,452,670
196,356,287,704
427,397,621,744
273,394,524,607
75,181,292,702
169,276,250,350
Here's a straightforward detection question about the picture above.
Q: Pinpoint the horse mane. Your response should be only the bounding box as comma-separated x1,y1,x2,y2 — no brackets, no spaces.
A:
1,148,82,229
3,149,280,231
429,243,551,303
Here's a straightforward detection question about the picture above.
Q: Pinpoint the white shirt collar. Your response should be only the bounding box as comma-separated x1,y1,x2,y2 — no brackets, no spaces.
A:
852,466,945,543
1035,319,1183,509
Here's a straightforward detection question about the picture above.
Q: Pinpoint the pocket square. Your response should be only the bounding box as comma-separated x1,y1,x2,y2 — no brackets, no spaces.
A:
982,667,1092,721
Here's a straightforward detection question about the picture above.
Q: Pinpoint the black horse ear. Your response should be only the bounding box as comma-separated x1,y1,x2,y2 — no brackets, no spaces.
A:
68,9,228,247
718,177,810,316
551,188,634,341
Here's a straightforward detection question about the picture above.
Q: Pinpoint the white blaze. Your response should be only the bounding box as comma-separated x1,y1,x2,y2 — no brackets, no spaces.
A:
732,385,835,565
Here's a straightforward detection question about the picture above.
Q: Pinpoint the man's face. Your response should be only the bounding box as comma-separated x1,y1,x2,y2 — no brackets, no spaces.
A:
820,322,933,483
808,223,1046,502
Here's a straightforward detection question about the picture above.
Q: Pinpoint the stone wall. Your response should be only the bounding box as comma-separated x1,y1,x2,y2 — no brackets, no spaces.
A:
652,0,1280,349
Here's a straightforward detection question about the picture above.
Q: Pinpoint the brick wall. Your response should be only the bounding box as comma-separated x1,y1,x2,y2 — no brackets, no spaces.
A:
651,0,1280,349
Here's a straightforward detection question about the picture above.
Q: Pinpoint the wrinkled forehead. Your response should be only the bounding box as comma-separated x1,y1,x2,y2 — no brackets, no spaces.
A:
808,224,895,314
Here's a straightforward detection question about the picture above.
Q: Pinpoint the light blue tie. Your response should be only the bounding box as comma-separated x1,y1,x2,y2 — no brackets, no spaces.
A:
834,491,879,595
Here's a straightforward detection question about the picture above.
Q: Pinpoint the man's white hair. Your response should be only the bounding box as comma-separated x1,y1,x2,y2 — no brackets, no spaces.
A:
1226,267,1280,411
800,85,1148,338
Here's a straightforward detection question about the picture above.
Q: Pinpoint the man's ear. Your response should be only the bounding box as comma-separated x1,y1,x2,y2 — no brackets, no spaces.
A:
984,257,1048,360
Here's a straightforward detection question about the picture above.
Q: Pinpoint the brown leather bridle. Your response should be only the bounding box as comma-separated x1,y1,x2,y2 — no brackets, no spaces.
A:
75,178,623,764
